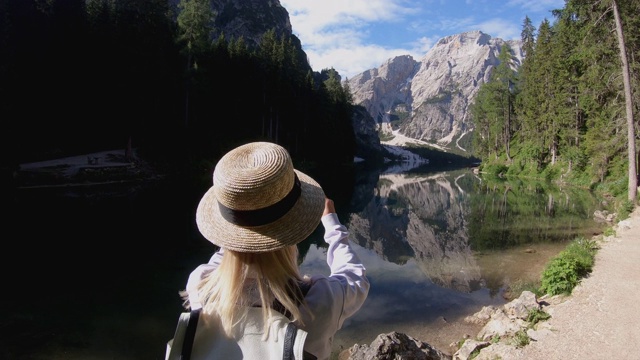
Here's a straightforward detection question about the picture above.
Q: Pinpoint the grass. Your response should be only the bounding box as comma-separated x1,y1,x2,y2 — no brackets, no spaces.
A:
603,226,616,237
506,279,543,300
617,199,635,221
512,330,530,348
526,308,551,325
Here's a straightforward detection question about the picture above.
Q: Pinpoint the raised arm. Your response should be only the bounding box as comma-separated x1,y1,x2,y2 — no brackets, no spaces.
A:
320,198,369,318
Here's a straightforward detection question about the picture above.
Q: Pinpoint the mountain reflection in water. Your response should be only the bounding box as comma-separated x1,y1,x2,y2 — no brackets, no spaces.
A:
299,167,606,356
5,164,606,359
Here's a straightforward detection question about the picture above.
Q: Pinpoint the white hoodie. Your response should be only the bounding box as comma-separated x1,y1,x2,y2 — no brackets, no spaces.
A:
184,213,370,360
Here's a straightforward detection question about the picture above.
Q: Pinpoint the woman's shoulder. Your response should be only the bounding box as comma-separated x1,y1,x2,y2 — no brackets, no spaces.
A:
306,275,347,297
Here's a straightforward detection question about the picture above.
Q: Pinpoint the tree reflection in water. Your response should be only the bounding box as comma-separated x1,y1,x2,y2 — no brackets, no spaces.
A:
299,167,606,356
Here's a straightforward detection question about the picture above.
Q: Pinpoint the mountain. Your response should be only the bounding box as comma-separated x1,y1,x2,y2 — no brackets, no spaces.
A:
208,0,294,48
178,2,521,158
347,30,523,153
169,0,294,49
195,0,384,160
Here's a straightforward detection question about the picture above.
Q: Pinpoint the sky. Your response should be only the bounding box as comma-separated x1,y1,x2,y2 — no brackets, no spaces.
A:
279,0,566,79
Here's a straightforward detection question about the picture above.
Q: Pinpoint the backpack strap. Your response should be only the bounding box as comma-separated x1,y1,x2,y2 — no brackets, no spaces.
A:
181,308,201,360
283,322,297,360
177,281,315,360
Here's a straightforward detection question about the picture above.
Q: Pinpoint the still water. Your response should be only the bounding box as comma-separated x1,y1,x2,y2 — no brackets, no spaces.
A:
2,165,606,359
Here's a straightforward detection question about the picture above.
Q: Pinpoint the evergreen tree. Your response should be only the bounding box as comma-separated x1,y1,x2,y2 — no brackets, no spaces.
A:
565,0,635,192
550,9,586,174
177,0,215,127
470,80,500,159
515,16,538,165
521,19,554,169
470,44,518,161
494,44,519,161
521,16,536,58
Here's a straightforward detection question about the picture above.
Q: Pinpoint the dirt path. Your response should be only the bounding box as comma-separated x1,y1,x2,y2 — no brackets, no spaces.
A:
500,206,640,359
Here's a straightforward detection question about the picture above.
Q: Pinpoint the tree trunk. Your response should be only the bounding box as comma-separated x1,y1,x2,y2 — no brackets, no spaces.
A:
612,0,637,203
505,92,511,162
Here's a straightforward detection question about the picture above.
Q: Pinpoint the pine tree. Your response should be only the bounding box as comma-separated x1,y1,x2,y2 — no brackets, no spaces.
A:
565,0,637,195
177,0,215,127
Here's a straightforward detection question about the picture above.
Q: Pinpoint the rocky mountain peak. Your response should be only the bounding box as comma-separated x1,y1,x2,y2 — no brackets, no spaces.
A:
347,30,523,153
435,29,492,47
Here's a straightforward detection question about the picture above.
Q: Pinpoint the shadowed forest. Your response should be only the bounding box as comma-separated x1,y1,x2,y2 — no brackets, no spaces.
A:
0,0,356,176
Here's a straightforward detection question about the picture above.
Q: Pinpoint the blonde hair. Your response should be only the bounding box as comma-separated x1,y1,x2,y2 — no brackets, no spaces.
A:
195,245,309,338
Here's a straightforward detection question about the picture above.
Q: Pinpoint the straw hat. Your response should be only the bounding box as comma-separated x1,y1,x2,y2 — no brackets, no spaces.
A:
196,142,326,252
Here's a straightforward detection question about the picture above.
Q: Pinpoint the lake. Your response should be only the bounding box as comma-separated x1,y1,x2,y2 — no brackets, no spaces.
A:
1,163,607,359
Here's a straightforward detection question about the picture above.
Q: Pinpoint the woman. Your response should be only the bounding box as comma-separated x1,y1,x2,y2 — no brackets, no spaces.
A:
181,141,370,360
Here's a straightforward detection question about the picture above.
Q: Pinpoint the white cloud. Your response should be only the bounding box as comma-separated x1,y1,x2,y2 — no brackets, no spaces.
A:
280,0,565,79
475,18,521,41
305,44,410,80
282,0,419,78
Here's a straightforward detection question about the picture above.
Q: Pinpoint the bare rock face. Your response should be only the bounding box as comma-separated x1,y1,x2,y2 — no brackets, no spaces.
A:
348,55,420,128
347,30,523,152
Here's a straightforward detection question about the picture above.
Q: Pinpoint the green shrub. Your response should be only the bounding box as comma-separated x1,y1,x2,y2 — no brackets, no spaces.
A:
512,330,530,348
539,237,597,295
526,308,551,326
617,200,635,221
603,226,616,237
564,238,597,276
540,257,580,295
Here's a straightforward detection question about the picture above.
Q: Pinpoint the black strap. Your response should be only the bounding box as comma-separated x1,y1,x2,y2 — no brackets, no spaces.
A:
181,308,201,360
283,323,297,360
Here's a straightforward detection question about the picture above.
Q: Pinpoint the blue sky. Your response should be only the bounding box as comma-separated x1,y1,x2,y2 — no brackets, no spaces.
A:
279,0,565,79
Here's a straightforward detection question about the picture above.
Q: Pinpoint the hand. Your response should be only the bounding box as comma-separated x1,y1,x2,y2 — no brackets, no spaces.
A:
323,198,335,216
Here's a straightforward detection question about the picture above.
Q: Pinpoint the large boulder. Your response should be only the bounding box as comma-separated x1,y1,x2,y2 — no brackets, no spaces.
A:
345,331,451,360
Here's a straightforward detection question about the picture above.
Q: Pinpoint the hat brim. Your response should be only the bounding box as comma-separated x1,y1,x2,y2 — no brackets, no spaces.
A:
196,169,325,252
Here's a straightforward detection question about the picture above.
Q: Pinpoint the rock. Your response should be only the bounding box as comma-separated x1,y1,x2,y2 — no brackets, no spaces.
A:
345,331,451,360
503,290,540,320
347,291,557,360
347,31,523,149
594,210,616,223
464,305,496,324
476,309,528,341
452,339,489,360
526,322,555,341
